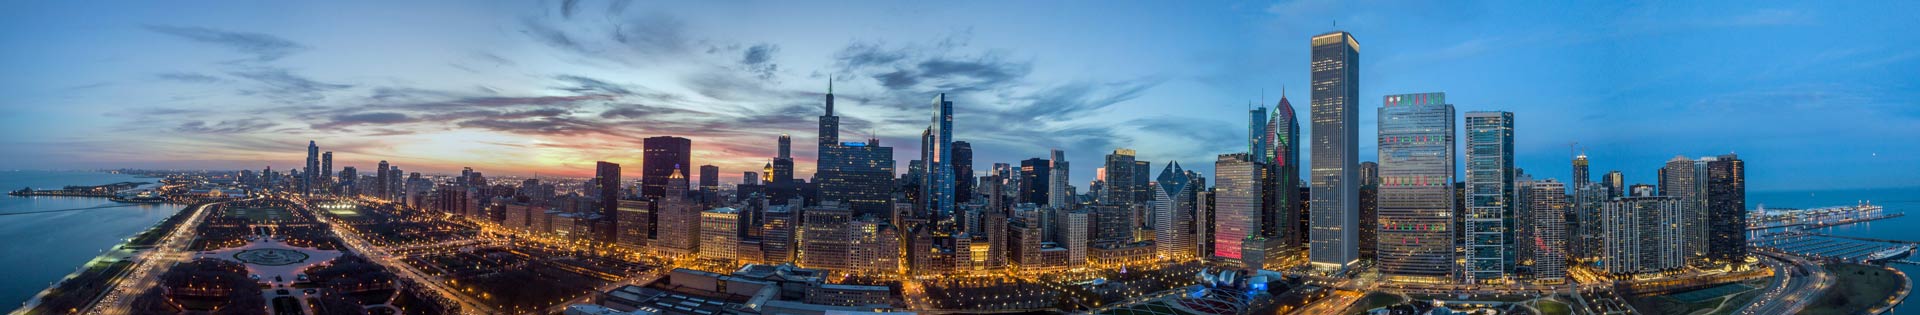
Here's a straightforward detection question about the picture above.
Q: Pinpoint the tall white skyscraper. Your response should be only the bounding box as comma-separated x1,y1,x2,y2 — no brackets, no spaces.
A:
1309,31,1361,270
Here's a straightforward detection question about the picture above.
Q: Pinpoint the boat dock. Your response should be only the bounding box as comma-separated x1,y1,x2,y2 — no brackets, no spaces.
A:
1753,233,1914,264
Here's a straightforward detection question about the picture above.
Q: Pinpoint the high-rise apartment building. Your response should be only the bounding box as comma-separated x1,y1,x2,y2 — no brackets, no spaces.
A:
924,94,956,220
1528,179,1569,284
1601,196,1686,275
954,141,975,204
1309,30,1361,270
1049,149,1071,208
305,140,318,196
1104,149,1139,206
1659,155,1704,265
1706,154,1747,265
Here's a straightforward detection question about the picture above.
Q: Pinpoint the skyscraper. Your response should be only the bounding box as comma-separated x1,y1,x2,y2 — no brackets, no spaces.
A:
925,94,956,221
321,151,332,193
1152,162,1197,259
1602,171,1625,199
338,167,357,197
820,138,895,218
1048,149,1070,208
778,133,791,160
1659,156,1704,265
1213,153,1264,261
305,140,318,196
1706,154,1746,265
1309,30,1361,270
1529,179,1569,284
1104,149,1139,206
1249,105,1269,163
954,141,975,204
1270,95,1305,248
1464,110,1514,284
655,167,698,255
1133,161,1152,204
699,165,719,191
375,160,390,199
642,136,692,199
1376,93,1455,282
1019,158,1051,206
1602,196,1686,275
597,161,622,242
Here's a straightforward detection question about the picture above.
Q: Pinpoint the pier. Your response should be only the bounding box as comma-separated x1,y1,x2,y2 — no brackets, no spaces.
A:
1749,202,1894,230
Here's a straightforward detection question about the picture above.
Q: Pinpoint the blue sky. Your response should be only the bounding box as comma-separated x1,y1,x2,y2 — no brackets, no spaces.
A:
0,0,1915,191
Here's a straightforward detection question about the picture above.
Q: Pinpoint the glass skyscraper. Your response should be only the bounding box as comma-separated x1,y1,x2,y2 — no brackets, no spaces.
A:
1213,153,1263,261
925,94,955,221
1309,30,1361,270
1464,110,1514,284
1376,92,1455,282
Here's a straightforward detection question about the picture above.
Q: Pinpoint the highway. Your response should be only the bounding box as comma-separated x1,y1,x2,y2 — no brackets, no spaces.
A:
1738,251,1832,315
84,199,227,315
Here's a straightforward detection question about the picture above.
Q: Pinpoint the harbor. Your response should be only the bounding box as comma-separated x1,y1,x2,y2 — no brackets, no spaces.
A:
1752,233,1915,264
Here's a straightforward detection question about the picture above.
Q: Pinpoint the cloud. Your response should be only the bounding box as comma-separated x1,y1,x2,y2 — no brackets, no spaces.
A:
741,43,780,80
175,119,279,133
1008,79,1160,122
155,72,224,83
455,116,615,137
144,25,306,62
228,68,353,101
599,103,707,118
520,5,690,64
314,112,415,129
553,75,634,95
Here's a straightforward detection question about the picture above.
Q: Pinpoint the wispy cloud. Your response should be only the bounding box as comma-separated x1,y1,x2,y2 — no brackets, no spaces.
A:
144,25,307,62
155,72,224,83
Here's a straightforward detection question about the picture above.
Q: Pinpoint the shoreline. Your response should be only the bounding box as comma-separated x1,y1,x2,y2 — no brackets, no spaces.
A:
1872,266,1911,314
7,198,195,314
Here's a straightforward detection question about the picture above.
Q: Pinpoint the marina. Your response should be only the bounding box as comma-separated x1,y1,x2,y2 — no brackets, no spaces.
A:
1754,233,1915,264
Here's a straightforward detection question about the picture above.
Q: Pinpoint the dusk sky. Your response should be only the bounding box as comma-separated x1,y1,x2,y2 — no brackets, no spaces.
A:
2,0,1916,192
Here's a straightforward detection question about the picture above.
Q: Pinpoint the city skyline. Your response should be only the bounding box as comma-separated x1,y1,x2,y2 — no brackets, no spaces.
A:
5,1,1920,192
4,3,1915,314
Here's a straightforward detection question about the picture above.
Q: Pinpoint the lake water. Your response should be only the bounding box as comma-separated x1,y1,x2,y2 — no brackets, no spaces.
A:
0,171,183,309
1758,186,1920,314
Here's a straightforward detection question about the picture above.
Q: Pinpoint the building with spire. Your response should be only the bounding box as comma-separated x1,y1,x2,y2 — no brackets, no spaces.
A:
1268,91,1303,248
